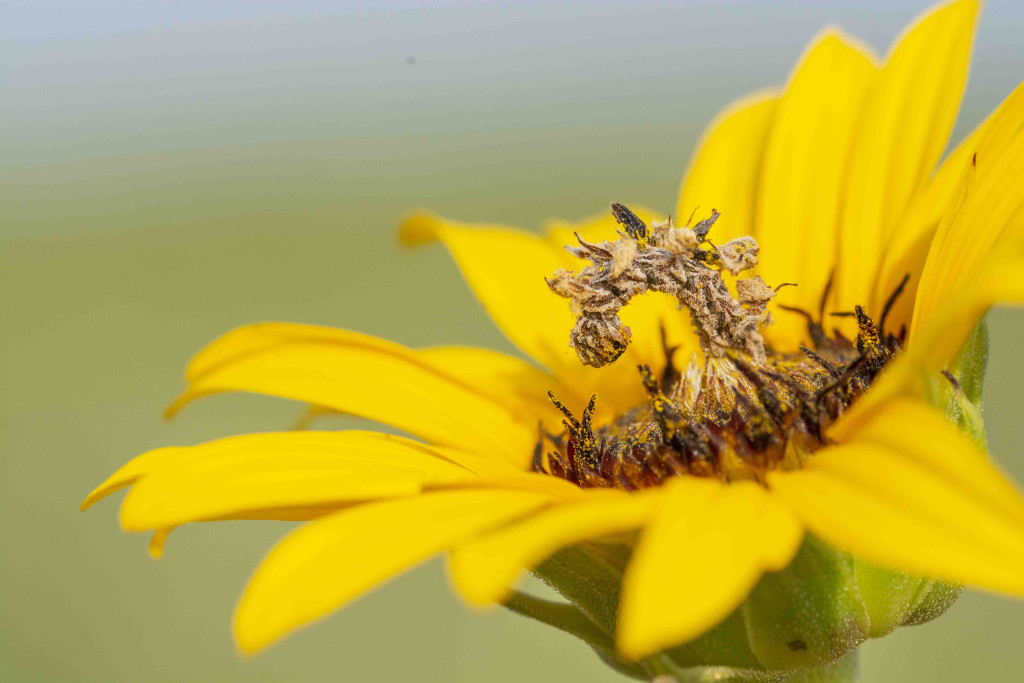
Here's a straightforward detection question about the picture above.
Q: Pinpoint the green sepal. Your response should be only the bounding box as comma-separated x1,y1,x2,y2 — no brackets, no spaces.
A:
949,318,989,406
852,557,964,636
530,537,875,680
900,579,963,627
533,542,628,635
740,536,868,670
939,317,989,446
502,591,648,680
661,608,766,671
534,541,769,673
851,561,925,638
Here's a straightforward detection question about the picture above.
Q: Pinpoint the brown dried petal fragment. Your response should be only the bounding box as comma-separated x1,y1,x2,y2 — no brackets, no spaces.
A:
716,236,760,275
736,276,775,307
649,220,698,254
737,276,776,328
610,238,638,278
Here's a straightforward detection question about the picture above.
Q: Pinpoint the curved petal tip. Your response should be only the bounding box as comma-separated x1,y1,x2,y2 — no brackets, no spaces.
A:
398,211,445,247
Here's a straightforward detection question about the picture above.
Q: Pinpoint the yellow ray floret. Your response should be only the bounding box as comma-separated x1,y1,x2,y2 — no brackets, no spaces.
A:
82,431,508,523
676,93,778,247
399,213,581,376
116,432,478,531
449,488,661,605
617,478,803,660
770,399,1024,597
838,0,977,314
233,489,555,653
166,322,537,465
913,80,1024,339
400,211,656,413
754,30,876,346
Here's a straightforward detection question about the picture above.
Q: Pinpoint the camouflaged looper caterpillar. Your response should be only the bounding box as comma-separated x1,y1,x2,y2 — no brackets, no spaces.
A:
546,204,772,367
540,203,901,489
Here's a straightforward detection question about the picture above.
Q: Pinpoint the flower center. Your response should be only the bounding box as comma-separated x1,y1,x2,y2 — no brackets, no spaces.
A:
535,203,905,489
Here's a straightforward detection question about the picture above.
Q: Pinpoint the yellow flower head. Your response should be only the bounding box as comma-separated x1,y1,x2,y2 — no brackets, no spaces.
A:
85,0,1024,677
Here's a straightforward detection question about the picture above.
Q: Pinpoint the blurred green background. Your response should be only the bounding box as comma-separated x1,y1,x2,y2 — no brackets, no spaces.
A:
3,1,1024,680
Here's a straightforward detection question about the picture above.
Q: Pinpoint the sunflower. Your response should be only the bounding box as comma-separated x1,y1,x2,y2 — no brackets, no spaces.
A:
85,1,1024,679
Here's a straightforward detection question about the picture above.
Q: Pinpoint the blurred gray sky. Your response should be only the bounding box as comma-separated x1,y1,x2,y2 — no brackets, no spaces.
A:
5,1,1023,166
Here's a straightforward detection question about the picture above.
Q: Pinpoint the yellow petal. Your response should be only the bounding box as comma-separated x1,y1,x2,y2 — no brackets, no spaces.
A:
754,31,876,347
432,472,587,499
168,323,535,465
912,262,1024,379
843,259,1024,422
871,125,981,334
677,92,778,245
84,429,518,516
233,489,551,653
82,445,187,511
768,444,1024,596
913,81,1024,340
290,404,341,430
399,212,580,374
291,344,584,446
830,83,1024,423
400,211,666,415
415,345,582,435
117,431,477,531
831,397,1024,527
418,445,528,479
214,506,355,522
617,478,803,659
148,528,172,559
449,489,659,605
776,396,1024,595
838,0,978,312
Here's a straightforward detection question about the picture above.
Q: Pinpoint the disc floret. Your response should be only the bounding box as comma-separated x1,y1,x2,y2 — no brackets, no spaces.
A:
539,203,902,488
